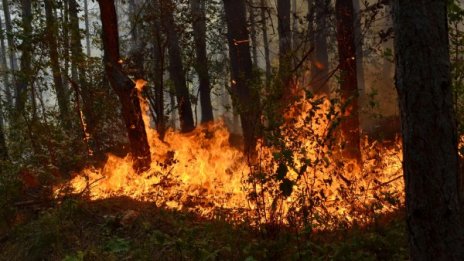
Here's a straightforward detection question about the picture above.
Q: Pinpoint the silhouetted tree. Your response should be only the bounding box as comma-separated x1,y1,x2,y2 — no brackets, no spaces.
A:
161,0,195,132
190,0,214,123
335,0,361,163
223,0,261,155
97,0,151,172
393,0,464,259
44,0,71,128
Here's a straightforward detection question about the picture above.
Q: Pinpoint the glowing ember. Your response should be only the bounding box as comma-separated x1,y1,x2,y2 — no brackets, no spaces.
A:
55,87,404,228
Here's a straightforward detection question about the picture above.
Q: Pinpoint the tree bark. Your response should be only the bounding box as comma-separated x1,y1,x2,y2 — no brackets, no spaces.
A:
16,0,33,114
69,0,101,149
151,0,166,138
161,0,195,132
277,0,292,94
260,0,271,89
0,92,8,160
44,0,71,128
223,0,261,155
311,0,330,95
2,0,18,98
0,14,12,107
352,0,365,96
393,0,464,259
248,0,259,66
335,0,361,163
190,0,214,123
97,0,151,172
84,0,91,57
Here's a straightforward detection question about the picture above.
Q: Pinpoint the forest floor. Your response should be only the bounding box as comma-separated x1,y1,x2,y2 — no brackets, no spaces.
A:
0,195,408,261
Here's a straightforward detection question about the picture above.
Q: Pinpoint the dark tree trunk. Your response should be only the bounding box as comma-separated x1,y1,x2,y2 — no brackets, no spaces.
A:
352,0,365,96
190,0,214,123
70,0,100,148
260,0,271,89
277,0,292,93
393,0,464,259
97,0,151,172
311,0,330,95
152,0,166,138
16,0,33,114
161,0,195,132
0,92,8,160
223,0,261,155
128,0,145,79
335,0,361,163
45,0,71,128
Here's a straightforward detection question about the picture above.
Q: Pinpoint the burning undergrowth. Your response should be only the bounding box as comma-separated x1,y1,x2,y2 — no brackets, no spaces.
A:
55,88,404,229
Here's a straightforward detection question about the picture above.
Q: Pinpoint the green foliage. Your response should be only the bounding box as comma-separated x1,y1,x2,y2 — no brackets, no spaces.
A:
0,198,407,260
0,162,22,233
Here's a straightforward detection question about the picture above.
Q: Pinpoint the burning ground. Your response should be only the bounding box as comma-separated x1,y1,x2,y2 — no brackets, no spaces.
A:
55,91,404,229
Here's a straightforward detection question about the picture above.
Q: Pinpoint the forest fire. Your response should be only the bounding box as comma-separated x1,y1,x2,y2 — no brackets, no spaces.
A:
55,87,404,228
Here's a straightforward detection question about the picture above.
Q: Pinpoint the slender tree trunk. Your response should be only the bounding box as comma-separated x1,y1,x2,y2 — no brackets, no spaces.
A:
190,0,214,123
0,15,11,107
335,0,361,163
62,0,70,87
248,0,259,66
311,0,330,95
352,0,365,96
84,0,91,57
45,0,71,128
260,0,271,89
152,0,166,138
0,95,7,160
16,0,33,114
129,0,145,79
70,0,101,149
2,0,18,97
97,0,151,172
393,0,464,259
161,0,195,132
277,0,292,93
223,0,261,155
69,0,80,84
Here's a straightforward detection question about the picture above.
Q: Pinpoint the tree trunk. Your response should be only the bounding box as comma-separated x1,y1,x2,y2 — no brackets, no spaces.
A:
393,0,464,259
97,0,151,172
84,0,91,57
223,0,261,155
352,0,365,96
190,0,214,123
151,0,166,138
44,0,71,128
0,91,8,161
311,0,330,95
2,0,18,97
0,14,12,107
260,0,271,89
277,0,292,94
70,0,101,149
248,0,259,66
16,0,33,114
161,0,195,132
335,0,361,163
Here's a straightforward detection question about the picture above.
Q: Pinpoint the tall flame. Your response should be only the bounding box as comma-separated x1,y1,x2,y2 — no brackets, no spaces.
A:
56,84,404,228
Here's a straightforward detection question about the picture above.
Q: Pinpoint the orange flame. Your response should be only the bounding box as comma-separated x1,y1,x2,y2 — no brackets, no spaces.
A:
55,86,404,228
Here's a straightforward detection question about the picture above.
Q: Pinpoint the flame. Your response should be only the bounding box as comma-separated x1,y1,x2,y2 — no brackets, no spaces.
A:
56,87,404,228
